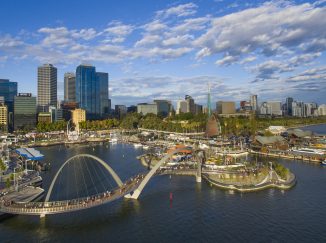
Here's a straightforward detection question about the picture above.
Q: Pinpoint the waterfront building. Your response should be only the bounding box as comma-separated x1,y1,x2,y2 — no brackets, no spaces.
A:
318,104,326,116
64,72,76,102
0,104,8,131
0,79,17,113
285,97,294,116
37,64,57,111
38,112,52,123
304,103,318,117
250,95,258,112
14,93,37,131
153,100,172,117
115,105,127,119
216,101,236,114
76,64,109,119
185,95,195,114
292,101,305,117
195,104,203,115
71,108,86,132
176,100,187,114
252,136,289,152
137,103,158,115
259,101,282,116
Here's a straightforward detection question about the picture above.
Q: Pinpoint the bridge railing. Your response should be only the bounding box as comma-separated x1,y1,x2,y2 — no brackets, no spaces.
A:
0,173,147,213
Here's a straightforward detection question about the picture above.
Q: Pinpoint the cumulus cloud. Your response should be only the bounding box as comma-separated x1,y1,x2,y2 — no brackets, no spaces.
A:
195,2,326,65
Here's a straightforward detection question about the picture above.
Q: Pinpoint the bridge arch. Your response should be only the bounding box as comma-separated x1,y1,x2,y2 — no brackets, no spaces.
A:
125,147,190,199
45,154,123,202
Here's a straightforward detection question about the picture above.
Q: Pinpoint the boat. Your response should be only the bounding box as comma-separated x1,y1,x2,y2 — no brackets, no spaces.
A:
133,143,142,148
290,148,325,156
109,138,118,143
321,160,326,166
142,145,149,150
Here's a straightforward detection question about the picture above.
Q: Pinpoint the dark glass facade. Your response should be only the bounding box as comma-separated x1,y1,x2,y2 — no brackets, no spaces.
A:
0,79,18,112
14,93,37,131
76,65,108,119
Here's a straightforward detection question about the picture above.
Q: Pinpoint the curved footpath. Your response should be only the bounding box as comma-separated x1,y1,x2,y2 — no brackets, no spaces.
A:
202,172,296,192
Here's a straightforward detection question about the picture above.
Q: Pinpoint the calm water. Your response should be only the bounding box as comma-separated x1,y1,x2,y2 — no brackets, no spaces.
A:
300,123,326,135
1,126,326,242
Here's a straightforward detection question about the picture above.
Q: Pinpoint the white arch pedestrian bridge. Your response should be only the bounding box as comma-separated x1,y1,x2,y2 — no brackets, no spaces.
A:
0,148,188,216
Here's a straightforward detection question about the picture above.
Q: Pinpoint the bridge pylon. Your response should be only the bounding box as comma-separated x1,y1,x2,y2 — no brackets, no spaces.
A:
125,147,186,200
196,150,204,183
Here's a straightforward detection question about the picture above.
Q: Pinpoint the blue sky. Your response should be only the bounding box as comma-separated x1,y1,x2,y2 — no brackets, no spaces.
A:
0,0,326,107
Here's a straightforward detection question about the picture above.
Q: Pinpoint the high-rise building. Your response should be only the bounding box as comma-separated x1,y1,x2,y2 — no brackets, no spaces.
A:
75,64,109,119
14,93,37,131
64,72,76,102
0,104,8,131
137,103,158,115
154,100,171,117
115,105,127,119
216,101,236,114
318,104,326,116
292,101,305,117
176,100,188,114
250,95,258,112
285,97,293,116
185,95,195,114
195,104,203,115
0,79,17,113
96,72,109,115
71,108,86,132
37,64,57,110
259,101,282,116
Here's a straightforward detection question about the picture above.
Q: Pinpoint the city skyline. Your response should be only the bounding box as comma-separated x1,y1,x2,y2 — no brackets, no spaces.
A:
0,0,326,106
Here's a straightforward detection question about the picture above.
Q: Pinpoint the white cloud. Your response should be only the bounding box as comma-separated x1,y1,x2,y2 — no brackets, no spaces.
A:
194,2,326,64
155,3,198,19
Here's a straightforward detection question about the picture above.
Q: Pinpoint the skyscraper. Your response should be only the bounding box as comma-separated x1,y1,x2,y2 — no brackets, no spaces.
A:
64,72,76,102
176,100,188,114
0,79,17,113
250,95,258,112
96,72,109,116
75,64,109,119
37,64,57,110
286,97,294,116
185,95,195,114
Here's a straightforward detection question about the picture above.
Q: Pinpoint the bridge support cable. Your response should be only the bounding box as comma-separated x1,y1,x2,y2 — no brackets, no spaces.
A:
79,157,90,199
83,156,99,195
45,154,123,202
73,159,80,199
90,157,111,193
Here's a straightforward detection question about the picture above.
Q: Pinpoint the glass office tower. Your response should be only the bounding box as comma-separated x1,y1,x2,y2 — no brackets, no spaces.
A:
0,79,18,112
76,65,109,119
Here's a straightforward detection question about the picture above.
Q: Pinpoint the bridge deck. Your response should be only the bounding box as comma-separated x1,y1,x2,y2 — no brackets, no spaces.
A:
0,174,145,216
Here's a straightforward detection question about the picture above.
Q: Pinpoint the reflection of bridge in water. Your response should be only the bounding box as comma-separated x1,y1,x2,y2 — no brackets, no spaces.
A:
0,148,195,217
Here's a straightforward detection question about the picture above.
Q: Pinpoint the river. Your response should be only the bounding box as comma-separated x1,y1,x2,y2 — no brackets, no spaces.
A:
0,125,326,242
